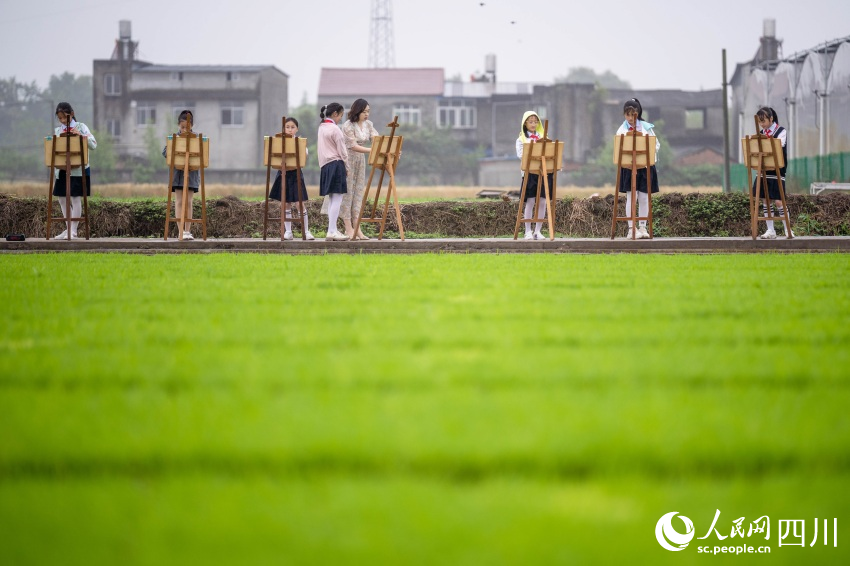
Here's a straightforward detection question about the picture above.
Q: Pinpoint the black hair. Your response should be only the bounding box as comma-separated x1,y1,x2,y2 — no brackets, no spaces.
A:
55,102,75,118
177,109,194,125
285,117,299,128
347,98,369,122
623,98,643,121
320,103,344,121
756,106,779,125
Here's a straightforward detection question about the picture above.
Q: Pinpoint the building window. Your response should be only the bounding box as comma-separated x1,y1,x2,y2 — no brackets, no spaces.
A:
226,72,240,82
685,109,706,130
136,103,156,126
104,74,121,96
221,101,244,126
171,102,196,123
437,99,476,129
393,104,422,127
171,72,184,81
106,119,121,139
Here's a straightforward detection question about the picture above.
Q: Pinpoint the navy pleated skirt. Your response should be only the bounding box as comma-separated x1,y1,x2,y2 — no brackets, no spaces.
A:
319,160,348,196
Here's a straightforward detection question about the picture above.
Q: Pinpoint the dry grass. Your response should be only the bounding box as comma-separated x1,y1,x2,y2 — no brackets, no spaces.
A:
0,182,723,200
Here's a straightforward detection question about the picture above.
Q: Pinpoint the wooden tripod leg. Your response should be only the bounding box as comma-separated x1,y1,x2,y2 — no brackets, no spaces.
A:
82,170,90,240
263,166,271,241
630,168,637,240
355,167,376,238
611,167,622,239
64,167,72,240
777,176,792,239
165,172,173,241
646,166,653,239
388,161,404,241
178,172,189,241
513,173,532,240
46,164,54,240
200,161,207,241
379,169,393,240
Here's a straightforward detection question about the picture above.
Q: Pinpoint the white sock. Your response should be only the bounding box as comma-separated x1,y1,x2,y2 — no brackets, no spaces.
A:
638,192,648,228
625,193,634,229
284,208,292,233
71,197,81,234
327,194,343,233
302,210,309,233
774,204,790,233
763,203,775,231
523,200,535,235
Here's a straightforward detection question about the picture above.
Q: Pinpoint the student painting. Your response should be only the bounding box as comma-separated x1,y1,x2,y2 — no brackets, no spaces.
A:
752,106,793,239
269,117,314,240
515,111,551,240
616,98,660,239
317,103,350,241
162,109,199,240
52,102,97,240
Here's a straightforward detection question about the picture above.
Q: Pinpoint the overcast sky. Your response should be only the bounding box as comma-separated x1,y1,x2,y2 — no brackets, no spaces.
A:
1,0,847,104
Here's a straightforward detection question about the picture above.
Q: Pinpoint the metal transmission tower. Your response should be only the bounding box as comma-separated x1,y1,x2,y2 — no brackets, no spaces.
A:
368,0,395,68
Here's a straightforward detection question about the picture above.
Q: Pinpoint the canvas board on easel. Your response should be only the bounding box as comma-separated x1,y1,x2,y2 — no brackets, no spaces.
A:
741,137,784,170
521,140,564,174
43,135,89,168
613,134,657,166
263,136,308,171
368,135,403,169
165,135,210,170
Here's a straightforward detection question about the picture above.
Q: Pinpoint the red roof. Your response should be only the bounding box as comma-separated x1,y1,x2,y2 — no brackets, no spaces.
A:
318,68,444,97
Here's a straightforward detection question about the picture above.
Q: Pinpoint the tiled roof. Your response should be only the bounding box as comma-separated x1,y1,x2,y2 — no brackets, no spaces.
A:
135,64,287,76
318,68,444,97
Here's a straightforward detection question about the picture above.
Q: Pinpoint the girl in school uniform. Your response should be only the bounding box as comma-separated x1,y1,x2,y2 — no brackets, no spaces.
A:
317,103,350,241
752,106,793,239
52,102,97,240
515,110,552,240
269,117,314,240
161,109,199,240
616,98,660,239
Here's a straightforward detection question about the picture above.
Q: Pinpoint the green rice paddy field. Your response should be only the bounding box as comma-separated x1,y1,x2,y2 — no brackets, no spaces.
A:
1,253,849,565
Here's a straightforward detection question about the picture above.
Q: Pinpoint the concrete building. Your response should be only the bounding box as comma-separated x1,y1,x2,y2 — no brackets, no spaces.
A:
319,65,724,186
93,21,288,181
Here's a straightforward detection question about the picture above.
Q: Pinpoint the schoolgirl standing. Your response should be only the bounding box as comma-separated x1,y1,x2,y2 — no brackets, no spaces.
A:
616,98,660,239
269,117,314,240
162,109,199,240
317,103,350,241
52,102,97,239
515,110,551,240
752,106,793,239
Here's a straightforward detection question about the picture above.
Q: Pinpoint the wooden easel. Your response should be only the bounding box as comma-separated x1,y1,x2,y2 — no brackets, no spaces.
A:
263,117,308,240
513,120,563,241
44,129,90,240
164,120,209,241
610,129,656,239
743,116,793,239
353,116,405,241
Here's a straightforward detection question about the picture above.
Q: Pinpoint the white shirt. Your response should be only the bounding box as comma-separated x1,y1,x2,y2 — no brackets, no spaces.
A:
53,119,97,177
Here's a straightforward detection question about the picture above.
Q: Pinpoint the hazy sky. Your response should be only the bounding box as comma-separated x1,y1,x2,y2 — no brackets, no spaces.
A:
1,0,847,104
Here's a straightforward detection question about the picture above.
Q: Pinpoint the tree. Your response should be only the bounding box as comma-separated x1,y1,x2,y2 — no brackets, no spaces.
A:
44,73,93,122
398,126,482,185
90,130,118,183
555,67,631,89
132,127,168,183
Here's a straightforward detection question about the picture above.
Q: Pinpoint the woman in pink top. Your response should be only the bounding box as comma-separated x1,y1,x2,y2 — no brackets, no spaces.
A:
317,102,350,241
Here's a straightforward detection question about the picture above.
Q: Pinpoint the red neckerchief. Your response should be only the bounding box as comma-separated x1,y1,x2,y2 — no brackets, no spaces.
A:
528,133,539,141
322,119,335,124
762,124,776,137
